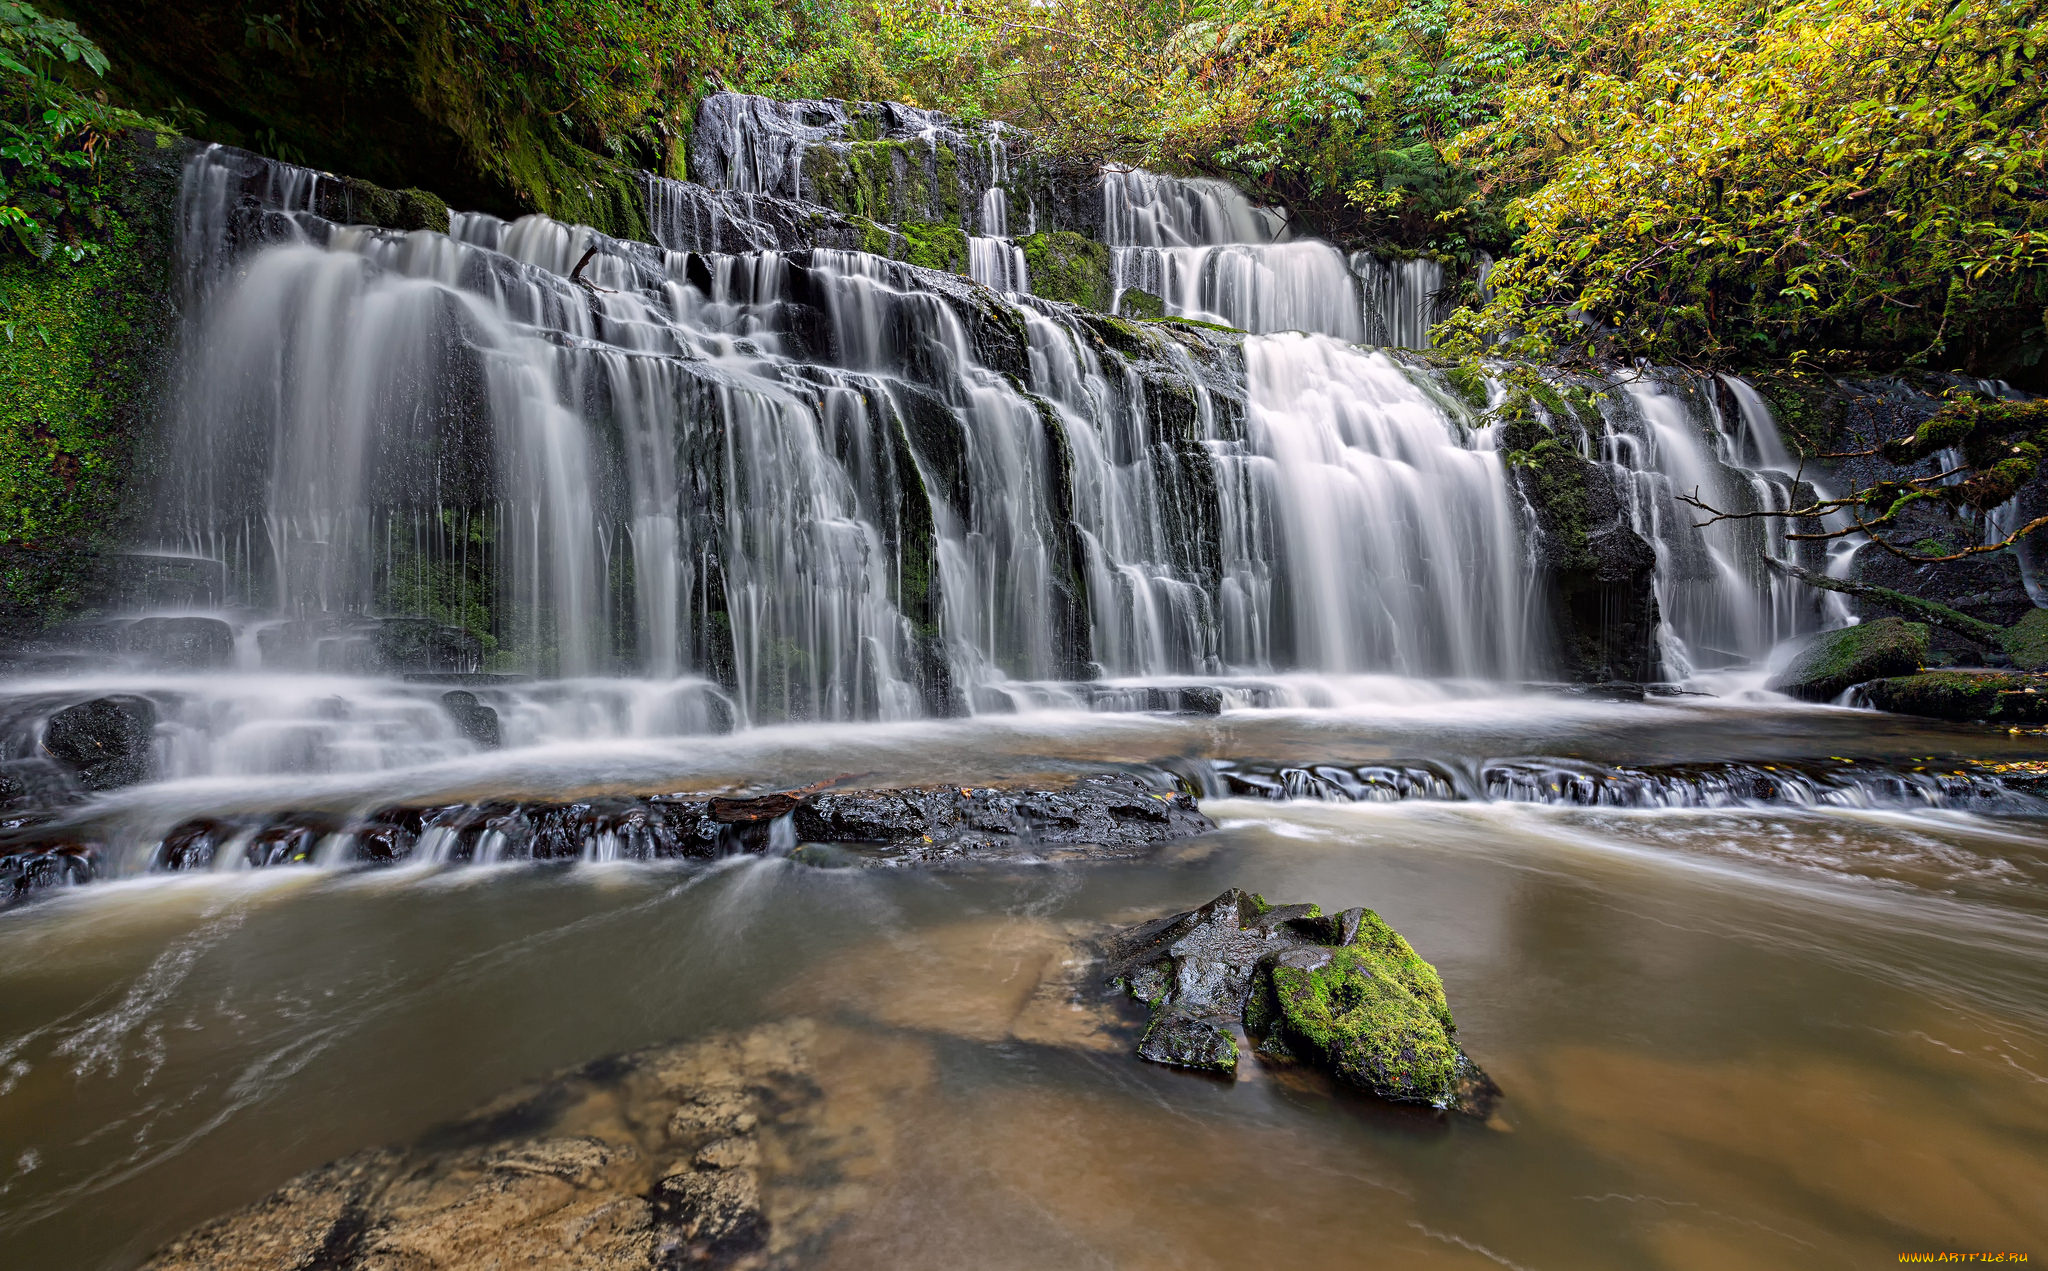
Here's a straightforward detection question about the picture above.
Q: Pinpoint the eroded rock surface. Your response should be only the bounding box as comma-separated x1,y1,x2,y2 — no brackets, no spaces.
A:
142,1019,900,1271
1106,889,1498,1114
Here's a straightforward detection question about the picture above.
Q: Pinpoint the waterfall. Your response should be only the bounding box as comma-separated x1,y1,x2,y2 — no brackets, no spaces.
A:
1596,374,1828,673
1101,168,1444,347
1350,252,1445,350
107,140,1557,739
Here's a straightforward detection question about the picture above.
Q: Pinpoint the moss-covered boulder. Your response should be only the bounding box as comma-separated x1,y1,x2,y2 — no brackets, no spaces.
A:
1862,670,2048,722
1116,287,1165,320
1020,231,1112,312
1247,913,1466,1106
1767,617,1929,701
1104,888,1496,1113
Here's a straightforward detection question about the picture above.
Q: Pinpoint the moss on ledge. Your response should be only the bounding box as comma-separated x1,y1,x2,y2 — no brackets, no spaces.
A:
1863,670,2048,722
1019,230,1112,312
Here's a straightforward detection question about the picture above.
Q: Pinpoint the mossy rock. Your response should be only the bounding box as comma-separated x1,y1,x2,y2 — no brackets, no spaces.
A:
1103,888,1497,1114
1444,361,1490,410
1116,287,1165,320
898,220,968,274
1249,910,1463,1107
2004,609,2048,671
1766,618,1929,702
1863,671,2048,722
1019,230,1111,312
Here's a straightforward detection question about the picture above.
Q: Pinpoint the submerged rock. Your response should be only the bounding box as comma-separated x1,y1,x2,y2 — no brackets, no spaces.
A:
141,1019,900,1271
1862,670,2048,722
1767,617,1928,701
1106,889,1497,1113
40,694,158,791
440,689,502,748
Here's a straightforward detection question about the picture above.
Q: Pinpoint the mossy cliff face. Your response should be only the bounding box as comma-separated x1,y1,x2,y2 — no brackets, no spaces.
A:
1019,231,1111,312
0,131,182,635
1485,371,1660,683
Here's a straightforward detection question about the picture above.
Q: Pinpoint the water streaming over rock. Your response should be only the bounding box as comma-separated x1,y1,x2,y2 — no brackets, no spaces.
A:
0,105,1847,829
1596,374,1831,673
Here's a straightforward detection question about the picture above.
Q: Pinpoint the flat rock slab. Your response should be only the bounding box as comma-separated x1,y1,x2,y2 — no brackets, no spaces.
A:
142,1019,914,1271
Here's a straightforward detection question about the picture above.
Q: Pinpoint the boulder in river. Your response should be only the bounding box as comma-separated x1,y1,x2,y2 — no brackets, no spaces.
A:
1106,889,1497,1113
40,694,158,790
1862,670,2048,723
1767,617,1928,701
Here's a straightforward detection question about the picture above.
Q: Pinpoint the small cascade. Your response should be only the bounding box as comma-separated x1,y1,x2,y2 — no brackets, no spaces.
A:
968,185,1028,293
1102,168,1362,337
1102,168,1444,346
1594,374,1829,674
1350,252,1445,350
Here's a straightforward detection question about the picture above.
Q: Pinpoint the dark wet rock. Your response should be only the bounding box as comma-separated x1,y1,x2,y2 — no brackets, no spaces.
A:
78,774,1210,882
373,617,483,674
794,773,1211,863
0,756,77,812
1862,670,2048,722
440,689,502,748
120,616,235,669
1197,754,2038,811
1,843,95,904
142,1019,879,1271
1768,617,1929,701
40,694,158,791
1106,888,1497,1114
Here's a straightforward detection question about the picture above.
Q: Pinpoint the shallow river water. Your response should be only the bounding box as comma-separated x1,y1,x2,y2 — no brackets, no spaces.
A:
2,692,2046,1268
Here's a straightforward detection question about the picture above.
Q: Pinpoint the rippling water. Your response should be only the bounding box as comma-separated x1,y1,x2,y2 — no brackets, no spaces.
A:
0,696,2044,1267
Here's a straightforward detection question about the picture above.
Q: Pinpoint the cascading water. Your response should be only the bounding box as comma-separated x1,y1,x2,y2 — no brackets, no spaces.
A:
1596,374,1831,673
1102,168,1448,348
101,139,1555,748
0,104,1847,817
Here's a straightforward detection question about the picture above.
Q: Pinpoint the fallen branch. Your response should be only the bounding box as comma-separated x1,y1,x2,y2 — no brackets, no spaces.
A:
569,245,615,294
1759,553,2007,647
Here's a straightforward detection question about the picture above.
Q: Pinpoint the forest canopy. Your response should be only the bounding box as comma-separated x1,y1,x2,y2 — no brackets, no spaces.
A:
3,0,2045,379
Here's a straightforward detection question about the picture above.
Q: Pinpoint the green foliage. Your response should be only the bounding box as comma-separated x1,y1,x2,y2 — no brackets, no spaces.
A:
0,1,137,260
1439,0,2048,378
0,131,175,630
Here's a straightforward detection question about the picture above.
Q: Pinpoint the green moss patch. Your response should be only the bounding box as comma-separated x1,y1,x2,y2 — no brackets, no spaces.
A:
0,134,176,632
1766,618,1929,701
1864,670,2048,722
1019,230,1111,312
1260,912,1461,1106
1116,287,1164,320
2005,609,2048,672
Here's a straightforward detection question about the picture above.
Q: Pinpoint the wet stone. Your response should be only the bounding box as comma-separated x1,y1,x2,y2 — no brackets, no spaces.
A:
40,694,157,791
440,689,502,748
1107,888,1497,1115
